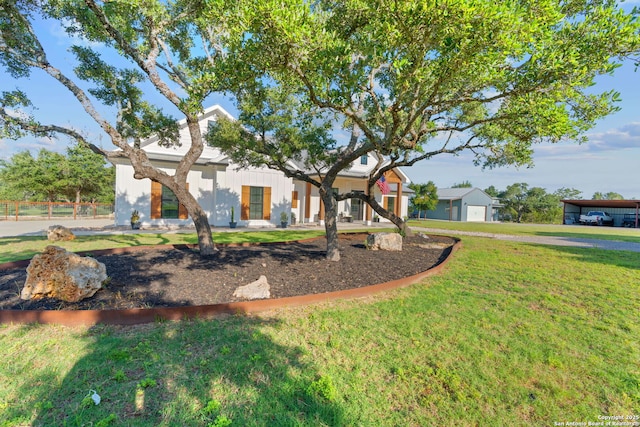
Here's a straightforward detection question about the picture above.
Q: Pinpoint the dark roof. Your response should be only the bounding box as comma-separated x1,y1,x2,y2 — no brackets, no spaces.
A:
562,199,640,209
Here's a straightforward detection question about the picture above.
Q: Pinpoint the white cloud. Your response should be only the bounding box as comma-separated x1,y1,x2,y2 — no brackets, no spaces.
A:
0,140,9,160
0,136,65,161
48,19,104,49
34,136,58,147
585,122,640,151
527,122,640,160
405,129,640,197
4,108,26,120
533,143,601,160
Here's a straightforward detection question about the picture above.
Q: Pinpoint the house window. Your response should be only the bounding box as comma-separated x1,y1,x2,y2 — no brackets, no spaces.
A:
249,187,264,220
241,186,271,220
385,195,395,212
150,181,188,219
161,186,180,218
360,155,368,165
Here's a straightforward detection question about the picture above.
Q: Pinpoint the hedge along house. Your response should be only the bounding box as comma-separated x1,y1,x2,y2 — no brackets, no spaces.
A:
426,187,496,222
113,105,411,228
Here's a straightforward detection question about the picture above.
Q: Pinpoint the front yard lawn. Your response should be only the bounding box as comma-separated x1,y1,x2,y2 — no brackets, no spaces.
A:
1,231,638,425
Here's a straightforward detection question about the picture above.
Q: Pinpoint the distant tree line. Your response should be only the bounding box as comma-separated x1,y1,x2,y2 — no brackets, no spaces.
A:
488,184,628,223
485,183,570,223
0,143,115,204
409,181,628,224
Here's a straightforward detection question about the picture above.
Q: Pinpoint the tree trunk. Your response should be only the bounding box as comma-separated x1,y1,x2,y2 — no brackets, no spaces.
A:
320,188,341,262
516,210,523,223
192,209,216,256
395,217,413,237
174,185,217,257
366,195,413,237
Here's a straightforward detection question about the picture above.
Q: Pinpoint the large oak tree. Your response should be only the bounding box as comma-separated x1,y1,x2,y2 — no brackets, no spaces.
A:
2,0,638,261
0,0,239,256
210,0,639,260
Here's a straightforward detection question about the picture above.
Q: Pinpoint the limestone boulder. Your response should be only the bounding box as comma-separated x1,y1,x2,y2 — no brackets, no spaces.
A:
365,232,403,251
20,246,108,302
47,225,75,242
233,275,270,300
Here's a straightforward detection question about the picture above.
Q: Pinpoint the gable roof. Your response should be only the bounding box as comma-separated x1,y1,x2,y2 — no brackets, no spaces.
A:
437,187,476,200
289,151,411,183
139,105,234,150
136,105,232,165
133,105,410,181
437,187,491,200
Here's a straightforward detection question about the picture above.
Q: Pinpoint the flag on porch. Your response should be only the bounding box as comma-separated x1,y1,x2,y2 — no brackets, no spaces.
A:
376,176,391,195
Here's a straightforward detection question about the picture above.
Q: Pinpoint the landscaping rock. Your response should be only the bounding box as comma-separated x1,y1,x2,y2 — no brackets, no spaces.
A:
20,245,108,302
417,242,450,249
233,275,270,300
47,225,75,242
415,232,450,249
365,232,403,251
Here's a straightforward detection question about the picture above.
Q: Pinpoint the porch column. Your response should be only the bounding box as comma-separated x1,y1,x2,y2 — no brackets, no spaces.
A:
305,182,312,223
319,199,325,224
395,183,403,217
365,181,372,225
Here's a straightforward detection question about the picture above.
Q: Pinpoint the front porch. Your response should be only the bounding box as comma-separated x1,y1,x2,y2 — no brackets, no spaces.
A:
291,169,409,226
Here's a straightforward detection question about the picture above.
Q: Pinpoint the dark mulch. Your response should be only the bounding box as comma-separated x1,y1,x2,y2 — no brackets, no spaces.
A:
0,233,456,311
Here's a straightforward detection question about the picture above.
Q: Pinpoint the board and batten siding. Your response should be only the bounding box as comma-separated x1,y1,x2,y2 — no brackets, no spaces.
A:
113,161,218,226
214,167,294,226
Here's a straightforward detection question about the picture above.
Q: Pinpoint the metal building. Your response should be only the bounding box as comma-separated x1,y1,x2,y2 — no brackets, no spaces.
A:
562,199,640,227
426,188,497,222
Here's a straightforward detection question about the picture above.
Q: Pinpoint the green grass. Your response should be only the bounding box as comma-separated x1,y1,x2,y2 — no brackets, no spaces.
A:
1,228,639,425
0,230,326,264
408,219,640,243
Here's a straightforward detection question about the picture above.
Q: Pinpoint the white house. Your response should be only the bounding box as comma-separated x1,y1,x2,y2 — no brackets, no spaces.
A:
113,105,411,228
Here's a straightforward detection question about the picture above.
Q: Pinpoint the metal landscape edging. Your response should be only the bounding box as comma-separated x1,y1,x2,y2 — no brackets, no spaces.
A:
0,234,461,326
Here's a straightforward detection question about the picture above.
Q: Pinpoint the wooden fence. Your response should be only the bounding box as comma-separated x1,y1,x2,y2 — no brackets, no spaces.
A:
0,201,114,221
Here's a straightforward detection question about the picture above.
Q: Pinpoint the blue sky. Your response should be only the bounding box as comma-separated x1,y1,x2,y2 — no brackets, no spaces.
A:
411,58,640,199
1,6,639,199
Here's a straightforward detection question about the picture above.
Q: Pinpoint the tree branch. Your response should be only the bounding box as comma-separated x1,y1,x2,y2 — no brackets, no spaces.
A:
83,0,183,108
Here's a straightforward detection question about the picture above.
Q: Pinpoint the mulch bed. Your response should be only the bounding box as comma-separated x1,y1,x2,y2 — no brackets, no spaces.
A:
0,233,456,311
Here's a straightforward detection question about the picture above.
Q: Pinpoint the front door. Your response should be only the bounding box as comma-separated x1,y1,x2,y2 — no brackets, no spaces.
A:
351,194,364,221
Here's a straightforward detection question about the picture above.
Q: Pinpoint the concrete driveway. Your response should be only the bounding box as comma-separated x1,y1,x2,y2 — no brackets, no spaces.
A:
0,218,394,239
413,227,640,253
0,218,116,238
1,219,638,252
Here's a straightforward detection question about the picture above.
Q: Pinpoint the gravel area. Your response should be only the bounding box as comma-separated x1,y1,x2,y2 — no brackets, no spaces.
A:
413,227,640,252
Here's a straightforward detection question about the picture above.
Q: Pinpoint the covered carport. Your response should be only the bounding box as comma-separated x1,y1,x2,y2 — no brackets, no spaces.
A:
562,199,640,227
